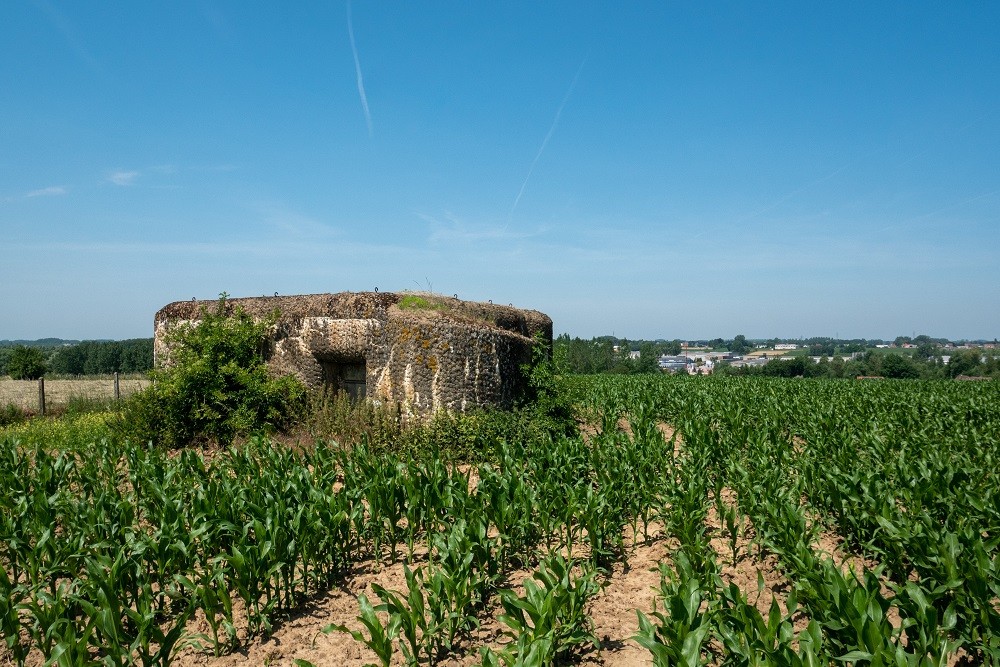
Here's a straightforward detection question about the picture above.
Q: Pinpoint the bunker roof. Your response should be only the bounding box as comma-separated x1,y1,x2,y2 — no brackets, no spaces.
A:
155,291,551,342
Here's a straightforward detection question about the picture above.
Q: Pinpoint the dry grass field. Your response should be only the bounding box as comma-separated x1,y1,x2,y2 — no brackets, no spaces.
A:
0,376,150,412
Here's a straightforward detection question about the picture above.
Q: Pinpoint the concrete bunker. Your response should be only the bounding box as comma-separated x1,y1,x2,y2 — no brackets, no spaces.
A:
154,292,553,415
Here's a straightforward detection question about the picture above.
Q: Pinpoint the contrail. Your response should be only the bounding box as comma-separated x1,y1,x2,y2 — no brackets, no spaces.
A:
347,1,373,137
736,164,848,224
874,188,1000,233
509,59,586,223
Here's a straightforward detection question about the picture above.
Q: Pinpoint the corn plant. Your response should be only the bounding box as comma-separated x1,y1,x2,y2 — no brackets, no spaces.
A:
634,552,715,667
324,593,399,667
491,552,601,665
371,566,431,665
714,582,827,667
77,551,193,667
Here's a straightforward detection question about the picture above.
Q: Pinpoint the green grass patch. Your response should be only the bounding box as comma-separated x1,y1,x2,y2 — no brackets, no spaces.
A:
398,294,448,312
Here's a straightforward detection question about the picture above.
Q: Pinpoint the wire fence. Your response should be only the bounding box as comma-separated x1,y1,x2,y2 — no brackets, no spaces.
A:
0,374,151,415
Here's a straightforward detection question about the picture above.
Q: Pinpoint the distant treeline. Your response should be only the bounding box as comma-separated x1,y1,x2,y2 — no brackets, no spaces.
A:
50,339,153,375
0,338,81,348
718,349,1000,380
0,339,153,377
553,334,999,381
553,334,682,375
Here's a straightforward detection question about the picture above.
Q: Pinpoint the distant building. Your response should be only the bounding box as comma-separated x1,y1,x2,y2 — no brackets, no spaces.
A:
774,343,798,350
731,357,768,368
658,355,689,372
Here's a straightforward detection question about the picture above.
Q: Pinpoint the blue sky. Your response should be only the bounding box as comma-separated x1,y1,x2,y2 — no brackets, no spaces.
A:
2,2,998,341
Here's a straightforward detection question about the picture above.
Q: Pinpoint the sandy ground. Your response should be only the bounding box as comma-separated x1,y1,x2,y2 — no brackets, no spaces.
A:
0,377,150,412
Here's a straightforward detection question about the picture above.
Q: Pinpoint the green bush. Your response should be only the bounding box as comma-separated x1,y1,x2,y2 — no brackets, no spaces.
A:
0,403,27,428
113,294,305,447
520,334,577,437
6,345,47,380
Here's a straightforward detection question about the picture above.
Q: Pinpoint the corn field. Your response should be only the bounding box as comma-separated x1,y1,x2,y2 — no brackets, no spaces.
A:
1,376,998,665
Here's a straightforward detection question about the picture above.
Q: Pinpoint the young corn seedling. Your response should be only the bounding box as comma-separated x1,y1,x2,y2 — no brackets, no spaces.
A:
79,557,193,667
715,494,744,566
634,551,715,667
324,593,399,667
714,581,830,667
892,581,961,666
0,567,28,666
367,565,436,665
176,557,236,656
423,564,480,658
494,552,601,665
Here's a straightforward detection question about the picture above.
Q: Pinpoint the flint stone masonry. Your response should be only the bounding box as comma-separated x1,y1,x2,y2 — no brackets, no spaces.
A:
153,292,552,415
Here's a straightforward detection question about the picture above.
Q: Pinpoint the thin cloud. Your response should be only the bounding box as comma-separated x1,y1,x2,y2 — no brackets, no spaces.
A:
416,211,544,244
508,58,587,224
32,0,103,74
734,165,848,225
108,170,139,186
346,1,373,137
874,189,1000,233
25,186,66,198
253,201,341,238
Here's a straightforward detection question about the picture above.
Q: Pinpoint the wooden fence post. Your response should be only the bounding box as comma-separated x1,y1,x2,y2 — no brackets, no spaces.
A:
38,377,45,416
114,372,120,401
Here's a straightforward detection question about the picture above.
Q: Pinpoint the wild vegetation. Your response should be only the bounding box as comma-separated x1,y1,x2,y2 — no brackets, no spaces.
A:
1,312,998,665
112,295,305,448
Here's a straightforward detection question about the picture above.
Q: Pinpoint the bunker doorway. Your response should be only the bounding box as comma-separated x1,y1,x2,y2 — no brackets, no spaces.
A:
320,359,367,401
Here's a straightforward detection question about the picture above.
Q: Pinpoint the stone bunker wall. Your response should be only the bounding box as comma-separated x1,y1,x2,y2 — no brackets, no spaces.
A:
154,292,552,414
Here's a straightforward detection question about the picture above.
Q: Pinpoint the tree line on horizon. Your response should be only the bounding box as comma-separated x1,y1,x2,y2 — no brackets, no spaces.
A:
718,348,999,380
0,339,153,379
554,334,999,380
2,333,996,381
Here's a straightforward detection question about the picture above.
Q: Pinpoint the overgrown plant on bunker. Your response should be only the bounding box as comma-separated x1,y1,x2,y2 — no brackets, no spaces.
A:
115,294,305,447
